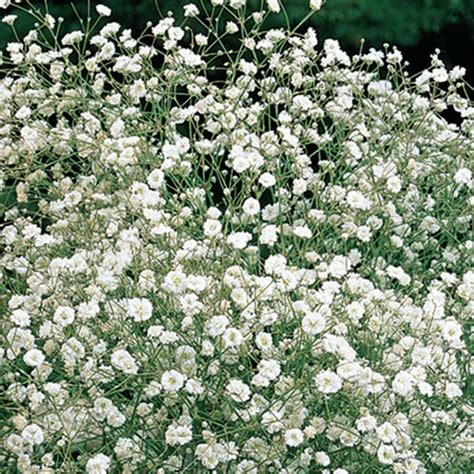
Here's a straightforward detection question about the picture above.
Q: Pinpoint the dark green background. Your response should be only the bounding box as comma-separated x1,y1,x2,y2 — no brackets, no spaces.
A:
1,0,473,80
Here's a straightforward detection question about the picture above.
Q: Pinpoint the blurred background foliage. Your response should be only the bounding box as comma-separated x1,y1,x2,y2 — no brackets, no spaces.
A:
0,0,473,78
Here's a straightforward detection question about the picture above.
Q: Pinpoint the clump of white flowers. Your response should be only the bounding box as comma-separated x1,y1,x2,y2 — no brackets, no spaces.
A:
0,0,472,472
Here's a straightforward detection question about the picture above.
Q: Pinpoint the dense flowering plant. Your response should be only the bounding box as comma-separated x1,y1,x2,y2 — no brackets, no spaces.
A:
0,0,473,472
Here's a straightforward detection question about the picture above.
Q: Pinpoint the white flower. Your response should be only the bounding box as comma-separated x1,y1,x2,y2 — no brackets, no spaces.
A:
441,318,462,344
15,106,31,120
226,379,251,402
147,169,164,189
377,444,396,465
259,172,276,187
225,21,239,35
161,370,185,392
53,306,75,327
301,312,326,335
445,382,462,400
93,397,113,419
195,34,208,46
96,4,112,16
111,349,139,375
346,302,364,322
185,378,204,395
0,0,11,9
183,4,199,17
230,0,246,8
168,26,185,42
454,168,472,187
21,424,44,445
23,349,45,367
356,415,377,432
386,265,411,286
11,309,30,327
346,190,372,210
309,0,323,10
165,424,193,445
62,31,85,46
284,428,304,447
293,178,307,195
2,14,16,25
293,224,312,239
328,255,351,278
314,370,342,394
222,327,244,347
127,298,153,322
255,332,273,351
376,422,397,443
392,371,415,397
315,451,330,466
266,0,281,13
386,175,402,193
203,219,222,238
432,67,448,83
227,232,252,250
206,315,229,337
242,197,260,216
163,269,187,294
264,254,287,275
259,224,279,246
86,453,111,474
195,443,219,469
257,359,281,381
336,361,363,381
450,65,466,80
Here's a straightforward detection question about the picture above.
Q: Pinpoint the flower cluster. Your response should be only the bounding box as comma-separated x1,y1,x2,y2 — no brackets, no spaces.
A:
0,1,472,472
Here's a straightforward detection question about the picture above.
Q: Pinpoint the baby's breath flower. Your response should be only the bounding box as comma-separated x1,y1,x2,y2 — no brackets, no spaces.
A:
0,1,471,471
226,21,239,34
314,370,342,394
183,3,199,17
266,0,281,13
86,454,111,474
96,4,111,17
2,14,16,24
284,428,304,447
165,424,193,445
161,370,185,392
21,424,44,445
23,349,45,367
61,31,84,46
309,0,323,10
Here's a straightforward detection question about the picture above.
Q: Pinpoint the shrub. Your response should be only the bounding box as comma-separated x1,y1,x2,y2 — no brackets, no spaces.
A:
0,1,472,472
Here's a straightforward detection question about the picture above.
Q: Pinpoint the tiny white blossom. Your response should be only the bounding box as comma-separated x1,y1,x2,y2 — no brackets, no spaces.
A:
86,454,111,474
21,424,44,445
161,370,185,392
23,349,45,367
284,428,304,447
96,4,112,16
111,349,139,375
314,370,342,394
309,0,323,10
165,424,193,445
266,0,281,13
226,379,251,402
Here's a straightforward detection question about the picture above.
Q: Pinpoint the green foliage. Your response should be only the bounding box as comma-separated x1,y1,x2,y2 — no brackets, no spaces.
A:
312,0,474,47
0,0,473,51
